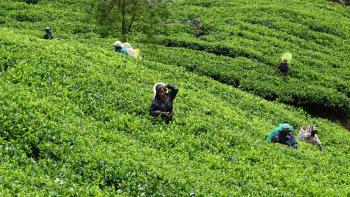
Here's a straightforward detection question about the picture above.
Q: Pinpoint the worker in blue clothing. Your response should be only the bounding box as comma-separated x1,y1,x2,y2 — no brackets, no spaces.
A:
43,27,53,40
267,123,297,149
114,41,127,55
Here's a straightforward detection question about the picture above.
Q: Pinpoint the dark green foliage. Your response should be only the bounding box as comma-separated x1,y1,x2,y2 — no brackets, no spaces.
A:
141,43,350,116
92,0,173,39
9,0,40,4
137,0,350,117
25,0,40,4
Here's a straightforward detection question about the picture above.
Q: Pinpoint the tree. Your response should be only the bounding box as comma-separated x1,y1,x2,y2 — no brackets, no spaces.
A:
93,0,173,40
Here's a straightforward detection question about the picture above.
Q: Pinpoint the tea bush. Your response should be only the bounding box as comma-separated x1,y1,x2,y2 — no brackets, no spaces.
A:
0,26,349,195
0,0,350,195
141,0,350,116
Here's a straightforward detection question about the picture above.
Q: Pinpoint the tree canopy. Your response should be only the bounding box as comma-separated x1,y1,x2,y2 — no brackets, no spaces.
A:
94,0,173,40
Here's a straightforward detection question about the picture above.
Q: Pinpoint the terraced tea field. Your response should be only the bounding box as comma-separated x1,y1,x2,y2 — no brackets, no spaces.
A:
0,0,349,195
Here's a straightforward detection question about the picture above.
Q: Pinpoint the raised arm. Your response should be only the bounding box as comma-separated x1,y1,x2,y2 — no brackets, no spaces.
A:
166,83,178,100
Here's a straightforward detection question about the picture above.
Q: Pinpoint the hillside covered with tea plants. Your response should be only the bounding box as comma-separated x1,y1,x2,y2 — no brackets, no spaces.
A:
145,0,350,120
0,0,350,195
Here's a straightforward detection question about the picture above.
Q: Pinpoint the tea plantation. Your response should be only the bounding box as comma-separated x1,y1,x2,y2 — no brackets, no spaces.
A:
144,0,350,117
0,0,349,195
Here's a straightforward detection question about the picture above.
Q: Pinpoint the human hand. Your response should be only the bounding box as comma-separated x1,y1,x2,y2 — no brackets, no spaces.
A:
311,129,316,137
162,112,171,117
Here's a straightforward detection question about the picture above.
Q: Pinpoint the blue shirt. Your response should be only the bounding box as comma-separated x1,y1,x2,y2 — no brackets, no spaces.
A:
115,47,127,55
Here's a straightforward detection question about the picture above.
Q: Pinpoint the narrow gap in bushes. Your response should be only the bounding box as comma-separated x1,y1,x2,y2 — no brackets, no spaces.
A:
162,39,267,65
25,0,40,4
295,102,350,130
26,143,40,160
263,95,350,130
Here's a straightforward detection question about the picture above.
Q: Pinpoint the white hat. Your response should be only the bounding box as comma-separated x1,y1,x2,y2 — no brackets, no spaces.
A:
114,41,123,47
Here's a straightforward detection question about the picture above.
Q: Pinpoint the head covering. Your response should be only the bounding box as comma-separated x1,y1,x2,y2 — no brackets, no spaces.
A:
281,52,292,63
300,125,317,134
153,82,165,98
281,123,293,131
44,26,52,33
267,123,293,142
114,41,123,48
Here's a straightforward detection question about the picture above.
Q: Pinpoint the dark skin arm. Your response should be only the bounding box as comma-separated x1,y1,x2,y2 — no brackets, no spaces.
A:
166,83,178,100
149,102,170,117
149,103,162,117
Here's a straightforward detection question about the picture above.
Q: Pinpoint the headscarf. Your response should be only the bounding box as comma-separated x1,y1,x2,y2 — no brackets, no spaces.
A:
281,123,293,131
114,41,138,58
114,41,123,48
300,125,317,133
267,123,293,142
44,26,52,33
152,82,165,99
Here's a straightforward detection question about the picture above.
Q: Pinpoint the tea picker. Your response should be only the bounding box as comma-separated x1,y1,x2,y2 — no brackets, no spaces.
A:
267,123,298,149
114,40,141,59
277,53,292,75
299,125,323,151
43,26,54,40
114,41,127,55
149,82,178,124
